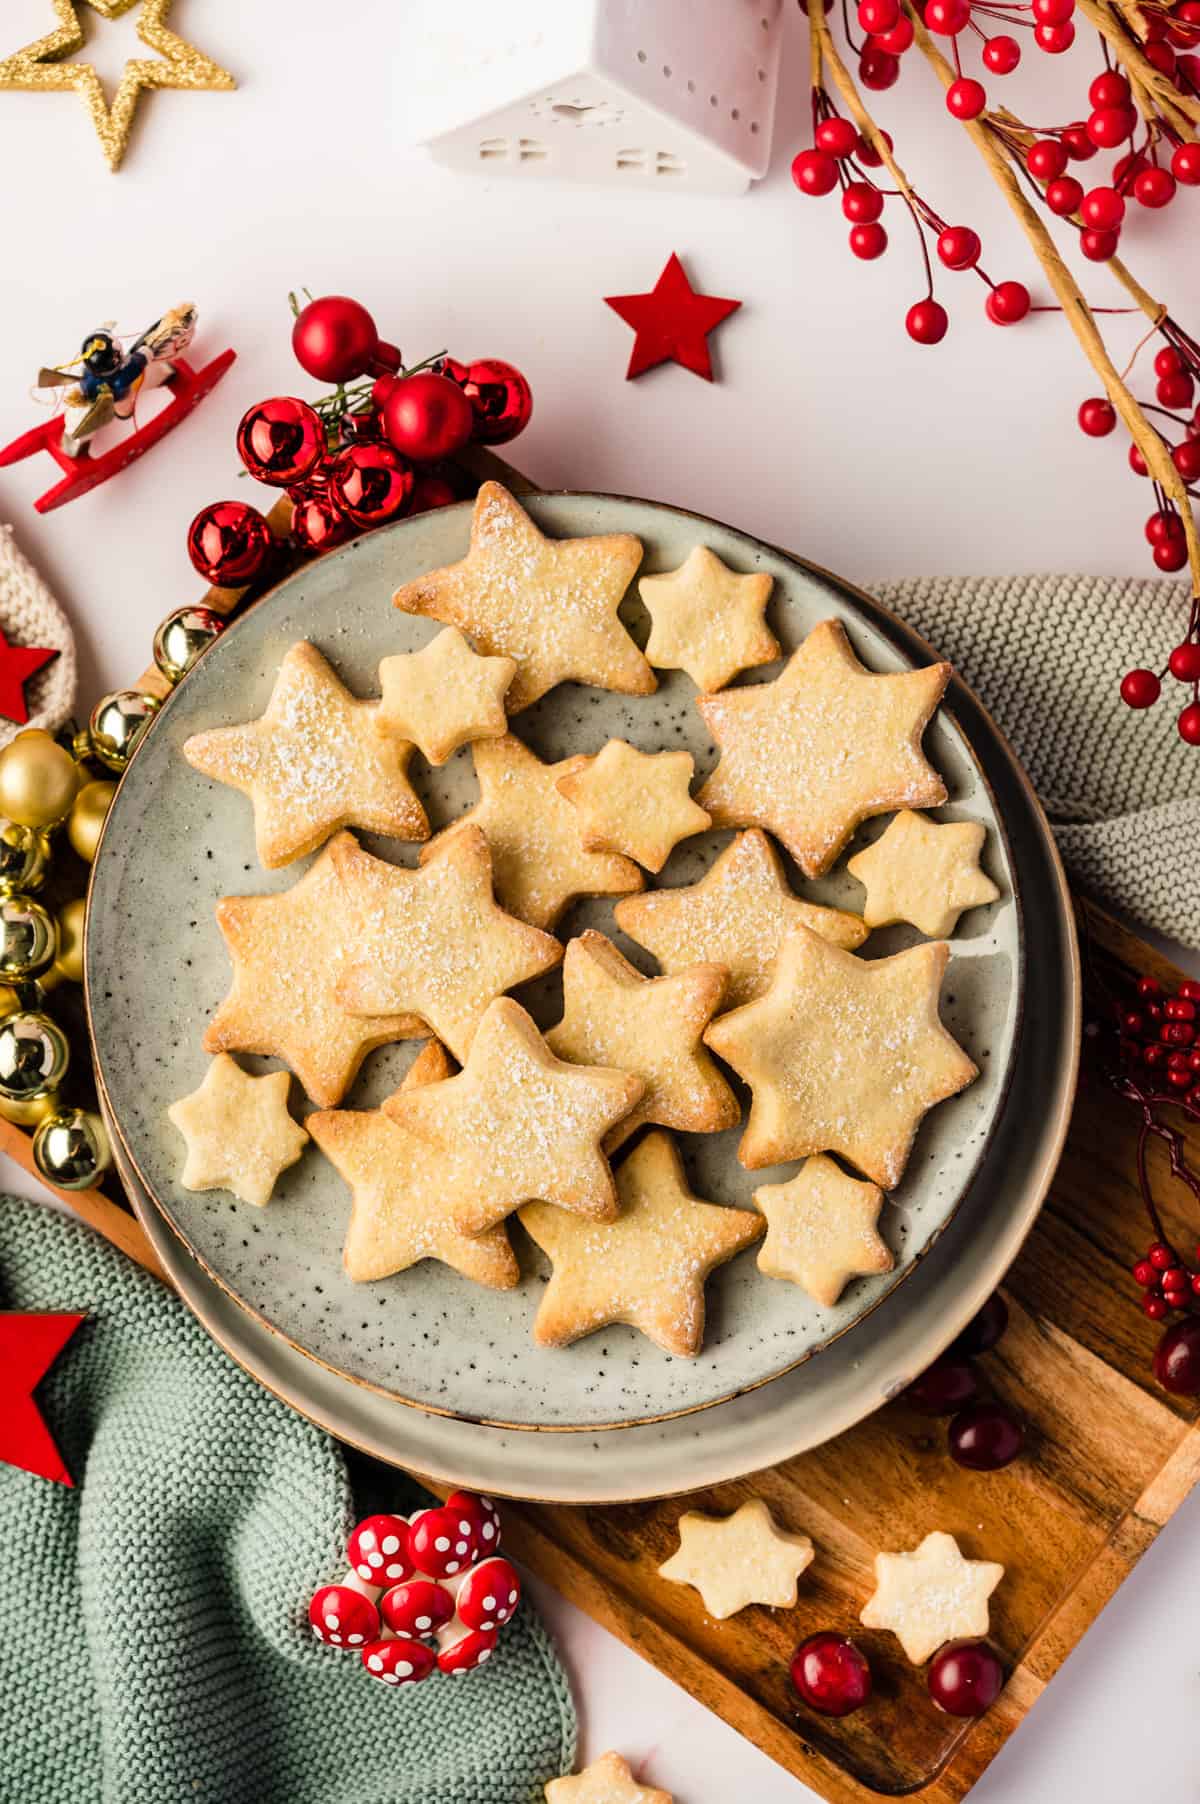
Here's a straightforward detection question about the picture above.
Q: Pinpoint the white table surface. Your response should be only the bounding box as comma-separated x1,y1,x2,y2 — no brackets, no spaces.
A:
2,4,1198,1799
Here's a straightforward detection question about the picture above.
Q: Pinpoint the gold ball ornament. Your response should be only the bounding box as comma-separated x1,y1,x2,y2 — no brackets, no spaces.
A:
52,897,87,985
68,780,118,864
0,730,79,828
88,691,159,772
0,1009,69,1101
33,1108,112,1192
0,1088,59,1128
0,894,57,979
0,982,22,1019
0,820,49,894
153,606,226,684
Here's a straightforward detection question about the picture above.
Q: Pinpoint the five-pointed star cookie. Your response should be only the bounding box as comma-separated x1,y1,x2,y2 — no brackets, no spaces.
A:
422,735,643,930
167,1053,308,1208
860,1531,1005,1665
754,1155,893,1307
615,828,868,1011
545,931,738,1152
657,1497,815,1618
308,1040,518,1289
392,482,654,712
695,619,951,878
376,626,516,765
520,1130,762,1356
204,837,423,1110
846,810,1000,938
639,545,780,693
330,826,561,1061
556,740,711,873
183,641,428,869
704,926,977,1187
545,1752,673,1804
383,997,643,1236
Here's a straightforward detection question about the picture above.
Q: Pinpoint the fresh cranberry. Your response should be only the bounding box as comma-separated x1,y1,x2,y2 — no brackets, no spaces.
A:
950,1293,1009,1356
905,1357,978,1414
1153,1317,1200,1394
947,1400,1025,1470
790,1632,873,1716
928,1640,1005,1715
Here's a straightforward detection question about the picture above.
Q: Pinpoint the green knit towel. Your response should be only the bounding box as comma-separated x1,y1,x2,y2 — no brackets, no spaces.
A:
0,1196,576,1804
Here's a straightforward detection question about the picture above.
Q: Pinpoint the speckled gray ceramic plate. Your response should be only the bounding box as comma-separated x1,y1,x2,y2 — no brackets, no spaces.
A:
88,494,1021,1432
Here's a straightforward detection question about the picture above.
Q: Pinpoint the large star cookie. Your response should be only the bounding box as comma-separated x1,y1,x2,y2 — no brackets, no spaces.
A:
308,1041,518,1289
392,482,654,712
183,641,428,869
846,810,1000,938
860,1531,1004,1664
615,828,867,1011
556,740,711,873
754,1155,893,1307
546,1753,673,1804
167,1054,308,1208
695,619,950,878
545,931,738,1151
204,837,422,1109
520,1130,762,1357
330,826,561,1061
658,1497,814,1619
704,927,977,1186
383,997,643,1236
422,735,643,930
376,626,516,765
639,545,779,693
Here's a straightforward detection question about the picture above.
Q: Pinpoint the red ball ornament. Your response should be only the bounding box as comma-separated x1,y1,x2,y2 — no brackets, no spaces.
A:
1120,667,1161,708
1134,166,1177,208
926,0,971,32
1045,175,1084,215
236,397,325,488
859,45,900,87
872,15,915,51
1035,20,1076,50
1173,142,1200,185
1060,122,1097,160
328,442,414,528
843,181,884,222
947,77,987,119
1081,185,1125,229
792,148,839,194
1179,702,1200,743
937,225,982,269
291,490,351,554
790,1633,873,1716
906,299,949,344
1088,70,1130,108
1168,640,1200,681
187,500,273,587
1087,106,1135,148
1028,138,1068,179
1080,227,1120,262
857,0,901,33
381,373,473,463
408,472,461,515
928,1640,1005,1716
815,116,860,157
457,357,534,445
849,222,888,259
982,34,1021,72
1077,396,1117,436
986,280,1031,325
292,295,381,384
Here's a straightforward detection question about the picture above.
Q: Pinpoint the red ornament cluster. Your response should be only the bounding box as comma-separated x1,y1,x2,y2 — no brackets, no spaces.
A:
903,1292,1025,1471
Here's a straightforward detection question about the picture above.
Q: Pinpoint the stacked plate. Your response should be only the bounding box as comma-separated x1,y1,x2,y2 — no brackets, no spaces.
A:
87,494,1079,1504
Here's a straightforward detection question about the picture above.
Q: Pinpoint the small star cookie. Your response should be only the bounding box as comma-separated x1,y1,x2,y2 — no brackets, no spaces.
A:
556,740,711,873
695,619,950,878
615,828,867,1011
383,997,643,1236
376,626,516,765
754,1155,893,1307
860,1530,1004,1664
658,1497,814,1619
392,482,655,712
546,1752,673,1804
545,931,738,1151
846,810,1000,938
167,1053,308,1208
330,826,562,1062
422,735,643,930
639,545,779,693
184,641,428,869
704,927,977,1187
520,1130,762,1357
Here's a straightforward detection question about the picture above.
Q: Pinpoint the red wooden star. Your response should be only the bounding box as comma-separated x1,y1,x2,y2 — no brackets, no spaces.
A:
0,629,58,726
0,1312,85,1485
605,253,742,381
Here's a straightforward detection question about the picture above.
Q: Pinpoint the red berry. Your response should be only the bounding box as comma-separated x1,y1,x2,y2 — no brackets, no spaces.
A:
905,1356,978,1413
1156,346,1185,378
849,222,889,259
843,181,884,222
1045,175,1084,215
1169,640,1200,681
1164,1266,1189,1291
791,1633,873,1716
1028,138,1069,179
1133,1259,1156,1286
1078,397,1116,436
791,148,839,195
1173,440,1200,482
929,1641,1005,1716
1192,1273,1200,1295
947,77,987,119
857,0,901,32
1120,667,1161,708
1129,443,1149,476
1173,142,1200,185
1179,702,1200,743
1089,70,1131,108
815,116,860,158
906,299,949,344
986,281,1031,325
950,1293,1009,1356
1113,149,1151,191
860,44,900,87
1138,976,1163,997
1144,1043,1166,1065
937,225,982,269
855,128,893,167
872,14,915,50
1150,1243,1175,1269
947,1400,1024,1470
1087,106,1135,148
1036,20,1076,50
983,33,1021,72
1166,1288,1190,1308
1146,508,1184,544
1143,39,1176,72
1061,122,1097,159
1080,227,1120,261
1033,0,1073,20
1184,981,1200,1001
1157,371,1195,409
926,0,971,28
1145,1293,1169,1319
1123,1008,1146,1035
1154,1316,1200,1392
1135,166,1177,208
1081,185,1125,229
1154,538,1190,572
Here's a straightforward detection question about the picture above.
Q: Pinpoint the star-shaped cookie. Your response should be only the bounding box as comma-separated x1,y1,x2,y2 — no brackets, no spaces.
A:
703,927,977,1186
204,837,423,1110
167,1054,308,1208
330,826,562,1061
383,998,643,1236
545,1752,673,1804
639,545,779,693
183,641,428,869
615,829,868,1011
754,1155,893,1307
695,619,950,878
545,931,738,1151
556,741,711,873
658,1497,815,1618
846,811,1000,938
308,1041,518,1288
422,735,643,930
376,626,516,765
520,1130,762,1356
392,482,654,712
860,1531,1004,1664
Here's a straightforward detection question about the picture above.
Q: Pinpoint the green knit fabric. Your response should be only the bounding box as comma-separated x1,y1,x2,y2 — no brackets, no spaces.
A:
0,1195,576,1804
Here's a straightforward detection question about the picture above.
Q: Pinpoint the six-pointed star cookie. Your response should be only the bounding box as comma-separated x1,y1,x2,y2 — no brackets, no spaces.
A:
704,926,977,1186
695,618,950,878
330,826,561,1061
658,1497,815,1618
545,931,738,1151
545,1752,673,1804
183,641,428,868
204,837,423,1109
392,482,654,712
556,740,711,873
167,1054,308,1208
383,998,643,1236
520,1130,762,1356
422,734,643,930
860,1530,1005,1665
846,810,1000,938
615,828,868,1011
376,625,516,765
754,1155,893,1307
639,545,780,693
